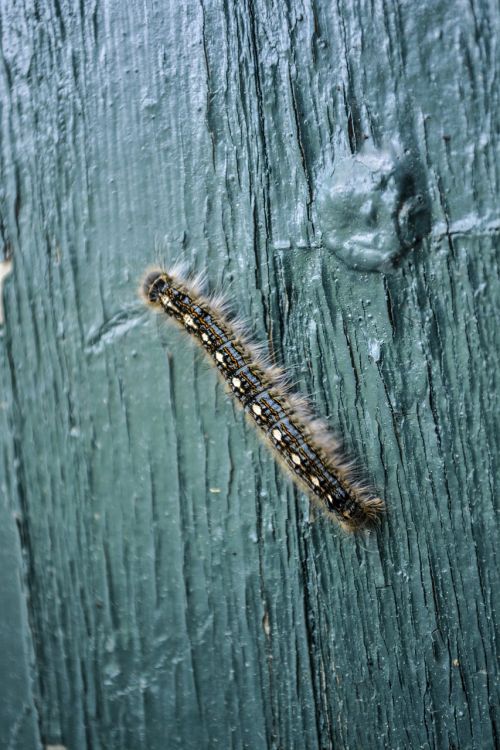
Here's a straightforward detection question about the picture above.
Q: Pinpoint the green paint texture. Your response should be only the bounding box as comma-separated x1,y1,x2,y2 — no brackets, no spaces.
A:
0,1,498,748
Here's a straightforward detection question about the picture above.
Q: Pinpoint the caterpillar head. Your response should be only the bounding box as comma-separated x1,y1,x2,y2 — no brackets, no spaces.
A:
141,270,171,306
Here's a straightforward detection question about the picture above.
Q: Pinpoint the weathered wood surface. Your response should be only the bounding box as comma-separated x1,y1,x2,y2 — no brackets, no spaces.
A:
0,1,498,748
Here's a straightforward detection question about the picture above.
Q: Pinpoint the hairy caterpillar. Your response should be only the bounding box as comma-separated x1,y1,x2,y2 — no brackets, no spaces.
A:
141,266,384,531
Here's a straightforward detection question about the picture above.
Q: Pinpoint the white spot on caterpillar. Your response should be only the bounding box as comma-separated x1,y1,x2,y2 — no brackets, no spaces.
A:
184,313,197,329
201,332,209,342
232,377,242,389
252,403,262,416
215,351,224,363
292,453,301,465
164,297,178,311
272,429,282,441
310,475,320,487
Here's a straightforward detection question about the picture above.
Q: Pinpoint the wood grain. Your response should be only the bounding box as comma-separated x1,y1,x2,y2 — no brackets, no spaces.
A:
0,1,498,748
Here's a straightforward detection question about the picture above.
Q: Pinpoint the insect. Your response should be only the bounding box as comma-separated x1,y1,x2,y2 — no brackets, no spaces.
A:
141,265,384,531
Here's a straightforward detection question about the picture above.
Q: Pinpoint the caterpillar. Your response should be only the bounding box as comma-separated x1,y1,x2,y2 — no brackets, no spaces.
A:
141,266,384,531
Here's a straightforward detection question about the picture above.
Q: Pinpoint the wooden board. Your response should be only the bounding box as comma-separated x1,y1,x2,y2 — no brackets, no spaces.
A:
0,1,498,748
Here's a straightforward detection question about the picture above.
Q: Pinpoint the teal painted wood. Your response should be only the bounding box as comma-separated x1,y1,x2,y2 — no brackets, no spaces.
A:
0,480,42,750
0,1,498,748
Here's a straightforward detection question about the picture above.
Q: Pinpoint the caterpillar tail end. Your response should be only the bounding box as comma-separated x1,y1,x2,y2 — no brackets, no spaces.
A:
339,496,385,533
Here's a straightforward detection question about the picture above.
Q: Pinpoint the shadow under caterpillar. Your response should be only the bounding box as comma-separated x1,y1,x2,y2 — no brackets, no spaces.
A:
141,265,384,532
